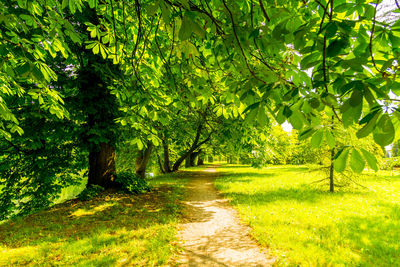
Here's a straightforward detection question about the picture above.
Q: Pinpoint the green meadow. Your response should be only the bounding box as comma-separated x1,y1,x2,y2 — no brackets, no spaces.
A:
215,165,400,266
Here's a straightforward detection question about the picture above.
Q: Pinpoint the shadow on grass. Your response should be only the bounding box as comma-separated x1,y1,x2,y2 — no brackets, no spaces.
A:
0,186,184,266
217,164,309,173
220,184,372,205
218,172,275,180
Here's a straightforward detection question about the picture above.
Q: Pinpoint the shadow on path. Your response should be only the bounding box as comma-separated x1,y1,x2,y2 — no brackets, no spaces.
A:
178,166,275,266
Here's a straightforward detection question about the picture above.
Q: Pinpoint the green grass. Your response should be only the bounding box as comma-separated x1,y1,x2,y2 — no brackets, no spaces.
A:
0,172,187,266
214,164,400,266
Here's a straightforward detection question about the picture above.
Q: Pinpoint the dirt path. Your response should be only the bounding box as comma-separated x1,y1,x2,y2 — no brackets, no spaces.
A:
177,167,275,266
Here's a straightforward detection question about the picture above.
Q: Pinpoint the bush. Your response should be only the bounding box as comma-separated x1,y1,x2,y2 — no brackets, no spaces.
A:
379,157,400,170
116,172,151,194
77,184,105,201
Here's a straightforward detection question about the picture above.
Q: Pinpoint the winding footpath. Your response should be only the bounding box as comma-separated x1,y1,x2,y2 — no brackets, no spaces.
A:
177,167,275,266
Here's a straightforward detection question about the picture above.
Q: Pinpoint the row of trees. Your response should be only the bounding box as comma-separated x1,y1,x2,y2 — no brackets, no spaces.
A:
1,0,399,217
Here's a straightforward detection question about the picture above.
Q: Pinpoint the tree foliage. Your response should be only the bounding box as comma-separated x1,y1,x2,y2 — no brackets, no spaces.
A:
1,0,399,218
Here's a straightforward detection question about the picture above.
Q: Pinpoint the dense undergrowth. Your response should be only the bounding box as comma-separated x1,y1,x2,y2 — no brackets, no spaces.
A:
215,164,400,266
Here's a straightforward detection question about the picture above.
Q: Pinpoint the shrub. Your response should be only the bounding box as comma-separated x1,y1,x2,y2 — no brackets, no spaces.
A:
116,172,151,194
379,156,400,170
77,184,105,201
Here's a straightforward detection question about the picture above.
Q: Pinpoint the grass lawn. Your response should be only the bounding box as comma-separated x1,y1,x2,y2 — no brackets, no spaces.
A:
0,172,187,266
214,165,400,266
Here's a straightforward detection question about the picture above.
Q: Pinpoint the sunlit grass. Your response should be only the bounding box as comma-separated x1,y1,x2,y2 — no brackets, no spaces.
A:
215,164,400,266
0,173,187,266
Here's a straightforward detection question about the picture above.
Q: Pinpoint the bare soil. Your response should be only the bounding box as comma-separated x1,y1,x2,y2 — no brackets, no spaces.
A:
177,167,275,266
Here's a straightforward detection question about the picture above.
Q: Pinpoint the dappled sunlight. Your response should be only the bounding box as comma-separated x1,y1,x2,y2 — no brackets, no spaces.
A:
0,180,186,266
178,166,276,266
69,202,117,217
0,245,40,266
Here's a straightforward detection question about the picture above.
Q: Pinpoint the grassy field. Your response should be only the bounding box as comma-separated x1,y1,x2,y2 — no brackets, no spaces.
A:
214,165,400,266
0,172,187,266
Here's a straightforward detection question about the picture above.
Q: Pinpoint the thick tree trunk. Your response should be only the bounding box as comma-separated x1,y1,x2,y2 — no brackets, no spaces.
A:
136,142,154,178
88,142,116,188
329,148,335,193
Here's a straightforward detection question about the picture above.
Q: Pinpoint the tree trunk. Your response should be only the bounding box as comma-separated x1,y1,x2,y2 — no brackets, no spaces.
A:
79,54,119,189
162,138,172,173
172,124,212,171
197,155,204,166
136,142,154,178
185,155,191,168
329,148,335,193
190,150,201,166
88,142,116,188
157,153,165,174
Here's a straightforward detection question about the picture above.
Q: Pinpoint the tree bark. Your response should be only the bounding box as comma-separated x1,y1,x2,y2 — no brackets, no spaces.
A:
81,58,119,189
88,142,116,188
329,148,335,193
185,154,192,168
185,150,201,167
162,138,172,173
172,124,212,171
190,150,201,166
197,154,204,166
136,142,154,178
157,153,165,174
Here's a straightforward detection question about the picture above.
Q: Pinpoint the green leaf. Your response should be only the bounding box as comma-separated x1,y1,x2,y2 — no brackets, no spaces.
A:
300,52,320,70
65,29,81,43
275,108,285,124
325,130,336,149
20,14,35,26
289,110,303,130
357,111,380,138
350,148,365,173
92,43,99,54
311,129,323,148
242,101,260,114
179,16,192,41
324,22,338,38
360,148,378,171
0,129,12,141
349,90,362,107
151,135,160,146
179,0,190,9
137,139,143,150
334,148,350,172
373,114,395,147
147,1,159,16
160,1,171,24
299,128,315,140
16,62,31,76
88,0,97,8
99,44,108,59
69,0,76,14
327,38,348,57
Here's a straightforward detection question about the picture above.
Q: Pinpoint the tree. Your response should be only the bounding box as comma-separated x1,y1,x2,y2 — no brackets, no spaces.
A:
1,0,400,218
